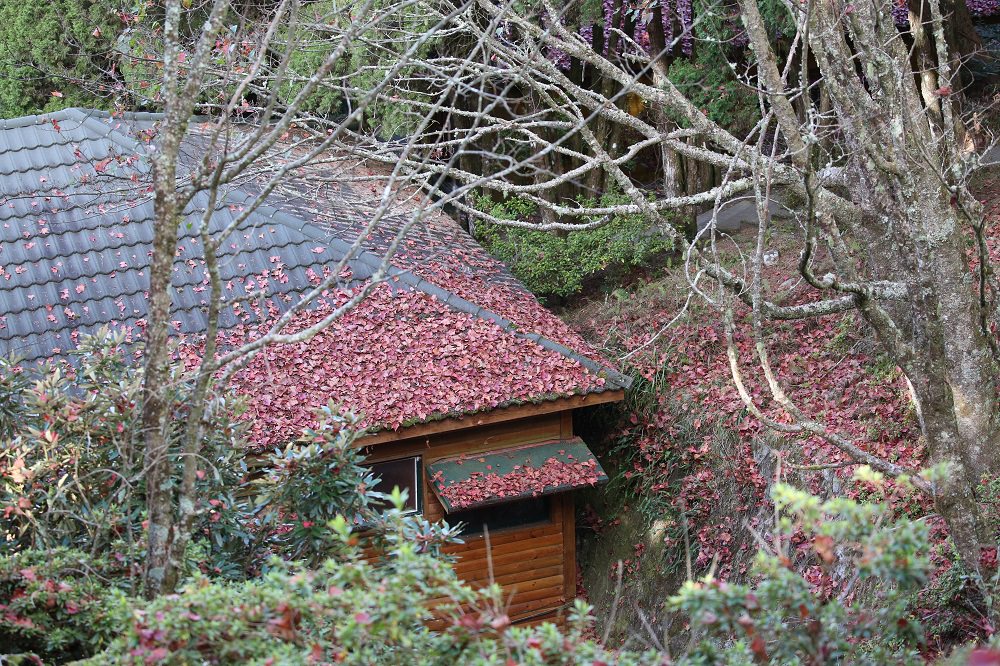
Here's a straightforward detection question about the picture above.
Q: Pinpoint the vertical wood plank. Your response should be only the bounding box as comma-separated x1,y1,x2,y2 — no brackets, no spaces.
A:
560,410,573,439
560,409,576,606
561,494,576,604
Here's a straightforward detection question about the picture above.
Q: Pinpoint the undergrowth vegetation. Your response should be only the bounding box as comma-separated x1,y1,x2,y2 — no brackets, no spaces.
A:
1,330,984,664
472,194,675,299
675,479,932,665
566,206,1000,656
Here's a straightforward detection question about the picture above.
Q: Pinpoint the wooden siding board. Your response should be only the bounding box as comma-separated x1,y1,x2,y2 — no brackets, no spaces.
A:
465,563,565,588
448,533,564,560
561,488,577,603
451,545,562,575
451,518,563,548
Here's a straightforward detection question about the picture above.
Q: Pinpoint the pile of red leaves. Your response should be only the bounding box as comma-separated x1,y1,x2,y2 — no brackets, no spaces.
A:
207,282,607,450
571,230,994,581
579,296,929,575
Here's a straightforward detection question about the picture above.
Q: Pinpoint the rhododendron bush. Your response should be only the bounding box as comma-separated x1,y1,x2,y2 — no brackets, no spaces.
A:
0,477,952,664
673,482,931,664
0,329,251,567
0,501,663,665
0,329,426,582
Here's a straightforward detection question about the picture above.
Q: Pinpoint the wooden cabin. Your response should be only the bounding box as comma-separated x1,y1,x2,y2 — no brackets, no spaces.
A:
0,108,631,627
360,392,621,625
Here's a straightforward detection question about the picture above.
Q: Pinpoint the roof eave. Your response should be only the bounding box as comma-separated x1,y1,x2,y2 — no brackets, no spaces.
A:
356,389,625,448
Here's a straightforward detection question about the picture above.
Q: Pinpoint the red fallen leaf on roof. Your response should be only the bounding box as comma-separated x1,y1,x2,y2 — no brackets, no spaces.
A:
438,456,602,509
182,273,608,450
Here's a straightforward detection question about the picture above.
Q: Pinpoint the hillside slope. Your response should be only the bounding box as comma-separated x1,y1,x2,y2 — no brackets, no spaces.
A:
563,175,1000,650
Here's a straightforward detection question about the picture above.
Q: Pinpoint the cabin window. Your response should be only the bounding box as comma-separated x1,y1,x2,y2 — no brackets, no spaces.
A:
449,497,551,536
368,456,422,514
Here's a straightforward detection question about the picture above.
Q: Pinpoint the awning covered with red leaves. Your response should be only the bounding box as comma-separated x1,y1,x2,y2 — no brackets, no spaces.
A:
427,437,608,513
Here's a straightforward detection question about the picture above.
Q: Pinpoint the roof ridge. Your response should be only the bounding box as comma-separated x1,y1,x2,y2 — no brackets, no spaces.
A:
399,272,633,390
74,110,146,154
0,107,88,130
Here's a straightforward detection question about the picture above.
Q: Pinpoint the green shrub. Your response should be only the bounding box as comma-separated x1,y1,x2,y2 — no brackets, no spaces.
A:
81,536,466,665
0,330,386,583
0,0,121,117
473,194,673,298
671,480,929,665
0,548,127,661
0,334,971,663
251,405,463,565
76,502,659,666
0,329,253,583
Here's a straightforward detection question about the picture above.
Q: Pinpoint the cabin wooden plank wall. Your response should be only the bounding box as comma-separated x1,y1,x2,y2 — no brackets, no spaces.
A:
362,409,578,625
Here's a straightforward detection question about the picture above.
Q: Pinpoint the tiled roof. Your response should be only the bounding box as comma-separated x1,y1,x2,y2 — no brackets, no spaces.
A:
0,109,628,440
0,109,369,361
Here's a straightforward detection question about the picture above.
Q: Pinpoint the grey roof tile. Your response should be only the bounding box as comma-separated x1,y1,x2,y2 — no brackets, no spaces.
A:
0,109,354,365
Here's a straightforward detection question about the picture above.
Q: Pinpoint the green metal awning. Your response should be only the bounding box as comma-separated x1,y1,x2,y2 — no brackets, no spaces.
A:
427,437,608,513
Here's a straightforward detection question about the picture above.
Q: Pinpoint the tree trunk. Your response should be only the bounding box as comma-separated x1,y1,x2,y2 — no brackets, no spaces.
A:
585,0,624,197
142,188,182,598
142,0,193,596
910,357,995,576
941,0,982,62
647,8,691,238
866,191,1000,574
682,137,702,234
928,219,1000,476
